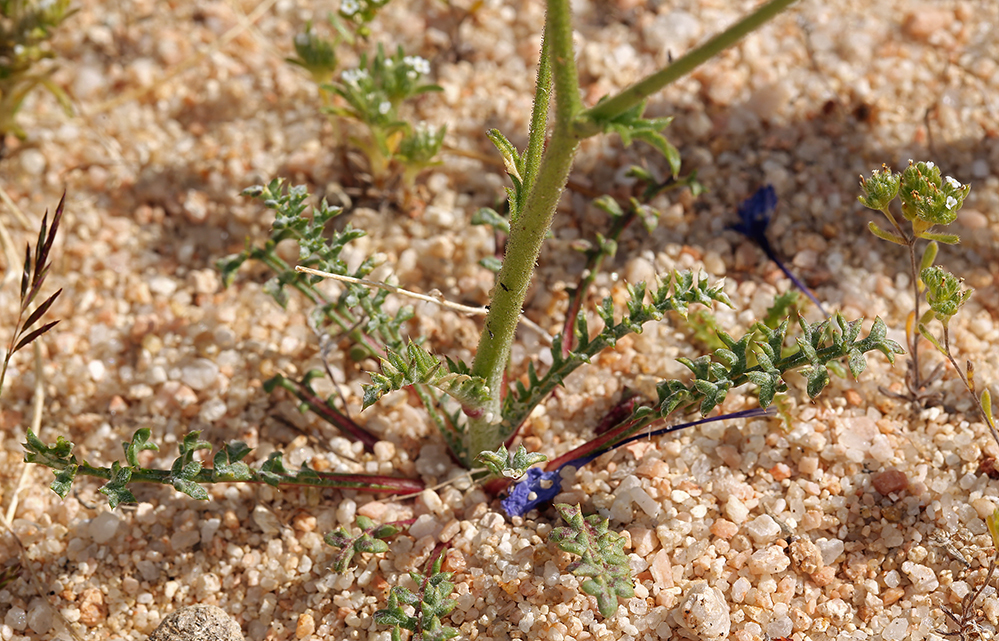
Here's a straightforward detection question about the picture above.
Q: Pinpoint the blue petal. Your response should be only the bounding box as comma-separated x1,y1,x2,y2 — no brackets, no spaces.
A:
732,185,777,240
501,467,563,517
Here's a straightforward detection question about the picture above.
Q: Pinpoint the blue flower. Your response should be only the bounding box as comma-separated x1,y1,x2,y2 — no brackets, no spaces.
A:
500,407,775,518
731,184,778,245
730,186,827,316
501,467,564,517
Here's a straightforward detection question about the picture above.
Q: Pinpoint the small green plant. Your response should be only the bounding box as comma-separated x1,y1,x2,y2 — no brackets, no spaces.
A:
324,44,443,182
287,16,446,186
550,503,635,618
0,0,74,148
324,515,411,573
287,21,338,84
859,161,969,401
859,161,998,446
30,0,904,519
337,0,392,39
374,546,458,641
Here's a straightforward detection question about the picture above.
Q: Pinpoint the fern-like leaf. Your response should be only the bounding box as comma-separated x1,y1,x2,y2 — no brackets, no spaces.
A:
550,503,635,618
363,342,488,410
324,515,408,573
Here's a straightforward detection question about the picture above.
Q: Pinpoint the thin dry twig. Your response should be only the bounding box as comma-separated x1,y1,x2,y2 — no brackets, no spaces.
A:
296,265,554,345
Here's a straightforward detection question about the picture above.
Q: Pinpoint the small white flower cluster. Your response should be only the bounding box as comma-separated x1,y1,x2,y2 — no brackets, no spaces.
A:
403,55,431,76
378,101,391,115
341,68,369,85
340,0,361,17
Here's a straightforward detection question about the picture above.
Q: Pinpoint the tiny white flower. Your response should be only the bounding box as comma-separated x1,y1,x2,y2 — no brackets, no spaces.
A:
340,0,360,16
341,68,368,84
406,70,417,80
946,196,958,210
403,55,430,75
294,33,309,47
945,176,961,189
13,44,24,56
378,100,391,115
926,161,935,169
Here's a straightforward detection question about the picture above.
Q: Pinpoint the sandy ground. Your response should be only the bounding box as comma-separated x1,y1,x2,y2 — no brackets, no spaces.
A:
2,0,999,640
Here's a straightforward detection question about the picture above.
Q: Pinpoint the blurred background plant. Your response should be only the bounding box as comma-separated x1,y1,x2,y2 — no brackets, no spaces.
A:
0,0,74,154
286,7,446,188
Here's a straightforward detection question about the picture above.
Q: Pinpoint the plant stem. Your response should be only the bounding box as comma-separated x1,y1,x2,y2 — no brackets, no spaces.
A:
466,0,800,462
941,326,999,450
521,30,552,197
69,460,425,493
907,240,923,395
467,0,582,461
270,375,379,451
576,0,799,133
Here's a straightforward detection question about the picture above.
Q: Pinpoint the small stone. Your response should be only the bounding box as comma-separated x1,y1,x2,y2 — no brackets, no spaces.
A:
148,275,178,297
816,537,845,566
650,549,673,589
89,511,120,545
674,582,730,641
724,496,750,524
710,518,738,539
883,617,910,641
181,358,219,391
745,515,781,544
902,561,939,593
958,208,989,230
26,602,52,635
872,468,908,495
19,149,47,176
87,360,107,382
748,546,791,575
252,505,282,536
78,588,107,626
789,537,824,575
199,398,227,423
902,8,954,42
147,605,244,641
295,613,315,639
409,514,442,540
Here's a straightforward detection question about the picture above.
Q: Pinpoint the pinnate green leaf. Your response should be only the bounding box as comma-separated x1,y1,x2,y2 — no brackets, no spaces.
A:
550,503,634,618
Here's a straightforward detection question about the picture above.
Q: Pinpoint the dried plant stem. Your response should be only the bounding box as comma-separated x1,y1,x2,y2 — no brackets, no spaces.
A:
4,343,44,525
295,265,553,344
0,184,31,228
940,326,999,451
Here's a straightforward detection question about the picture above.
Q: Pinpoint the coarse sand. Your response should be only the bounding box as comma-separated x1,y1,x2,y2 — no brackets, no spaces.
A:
2,0,999,640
